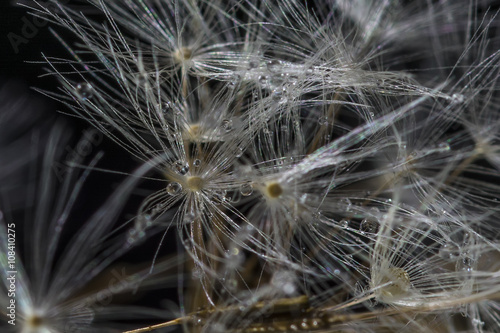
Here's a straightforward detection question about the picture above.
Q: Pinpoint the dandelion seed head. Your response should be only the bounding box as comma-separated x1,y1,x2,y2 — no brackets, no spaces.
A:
186,176,205,192
263,182,284,199
374,267,411,302
172,46,193,64
182,123,203,140
24,0,500,330
26,313,44,330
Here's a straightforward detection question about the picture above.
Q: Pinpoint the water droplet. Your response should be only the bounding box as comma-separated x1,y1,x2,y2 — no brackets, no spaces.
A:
76,82,93,100
258,75,268,85
340,198,352,211
438,142,450,151
266,59,282,73
184,210,196,224
137,72,148,85
318,116,328,125
248,60,259,69
193,159,202,167
240,183,253,196
235,147,244,158
228,74,240,89
127,228,145,245
472,318,485,327
440,242,459,260
221,119,233,132
213,190,228,202
167,182,182,195
192,267,203,279
299,194,308,204
283,282,295,295
173,160,189,175
209,323,227,333
457,256,474,272
340,219,349,228
451,93,465,104
360,219,379,234
409,151,420,160
272,87,287,103
162,102,171,113
462,232,471,245
226,278,237,290
226,246,245,268
271,271,296,295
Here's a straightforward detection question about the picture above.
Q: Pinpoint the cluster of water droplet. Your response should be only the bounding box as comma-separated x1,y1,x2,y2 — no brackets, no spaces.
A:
128,214,152,245
173,160,189,175
240,58,302,104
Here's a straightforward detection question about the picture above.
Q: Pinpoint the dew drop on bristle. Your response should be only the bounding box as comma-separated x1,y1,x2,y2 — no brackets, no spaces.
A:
248,60,259,69
162,102,171,113
173,160,189,175
318,116,328,125
167,182,182,195
137,73,148,85
240,183,253,196
267,59,282,73
76,83,93,100
221,119,233,132
228,74,240,89
440,242,459,260
438,142,450,151
451,93,465,104
272,87,287,103
360,219,379,234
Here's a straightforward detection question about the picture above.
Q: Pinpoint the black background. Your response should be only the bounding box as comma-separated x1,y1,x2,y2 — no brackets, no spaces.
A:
0,2,177,326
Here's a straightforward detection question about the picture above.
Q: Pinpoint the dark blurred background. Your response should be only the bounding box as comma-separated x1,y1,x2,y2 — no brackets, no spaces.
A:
0,2,178,324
